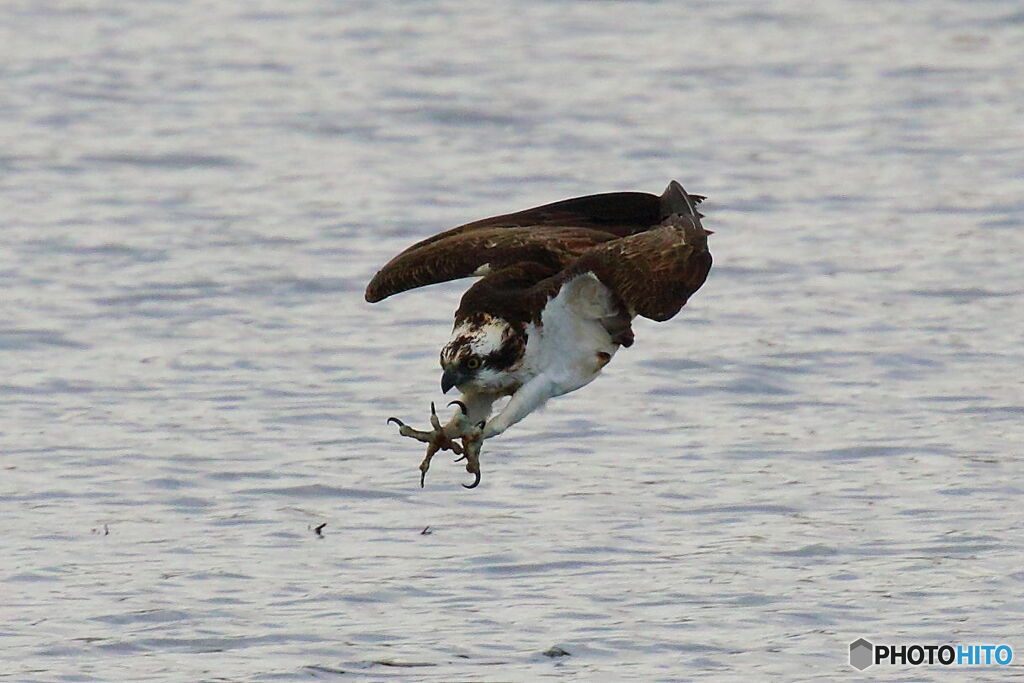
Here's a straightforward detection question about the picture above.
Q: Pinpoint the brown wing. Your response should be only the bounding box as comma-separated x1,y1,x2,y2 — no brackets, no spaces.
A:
566,188,712,322
364,226,616,303
364,182,704,303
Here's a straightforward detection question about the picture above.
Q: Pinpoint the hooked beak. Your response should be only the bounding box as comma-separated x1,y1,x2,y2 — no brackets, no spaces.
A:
441,368,465,394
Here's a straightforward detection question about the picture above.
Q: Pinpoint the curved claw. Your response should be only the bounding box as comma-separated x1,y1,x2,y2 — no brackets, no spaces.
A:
429,402,443,430
390,401,479,488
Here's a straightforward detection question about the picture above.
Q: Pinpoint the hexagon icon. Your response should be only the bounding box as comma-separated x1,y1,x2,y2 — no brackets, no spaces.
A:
849,638,874,670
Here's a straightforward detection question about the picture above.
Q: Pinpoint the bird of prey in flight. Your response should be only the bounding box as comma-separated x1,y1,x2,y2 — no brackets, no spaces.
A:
365,180,712,488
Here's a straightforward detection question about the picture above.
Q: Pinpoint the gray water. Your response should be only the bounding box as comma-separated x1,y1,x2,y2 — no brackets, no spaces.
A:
2,1,1023,680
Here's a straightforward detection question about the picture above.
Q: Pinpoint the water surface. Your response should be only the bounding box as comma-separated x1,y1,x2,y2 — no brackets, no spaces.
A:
2,0,1023,679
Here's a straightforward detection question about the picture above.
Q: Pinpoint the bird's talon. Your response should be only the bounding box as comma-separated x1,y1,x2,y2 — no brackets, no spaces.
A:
429,402,443,430
389,402,482,489
419,447,437,488
457,434,483,489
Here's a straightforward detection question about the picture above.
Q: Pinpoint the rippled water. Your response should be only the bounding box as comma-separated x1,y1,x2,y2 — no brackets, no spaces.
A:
3,0,1023,679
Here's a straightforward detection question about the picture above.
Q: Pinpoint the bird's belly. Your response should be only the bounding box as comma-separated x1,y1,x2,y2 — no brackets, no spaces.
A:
524,318,617,397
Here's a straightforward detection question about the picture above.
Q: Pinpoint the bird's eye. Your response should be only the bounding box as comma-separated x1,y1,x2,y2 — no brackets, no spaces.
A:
466,357,480,370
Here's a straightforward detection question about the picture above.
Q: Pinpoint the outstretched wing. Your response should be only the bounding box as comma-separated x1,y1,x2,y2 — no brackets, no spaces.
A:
364,226,615,303
364,182,704,303
566,183,712,322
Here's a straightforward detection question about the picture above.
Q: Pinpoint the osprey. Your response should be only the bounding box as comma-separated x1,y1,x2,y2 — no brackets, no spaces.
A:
365,181,712,488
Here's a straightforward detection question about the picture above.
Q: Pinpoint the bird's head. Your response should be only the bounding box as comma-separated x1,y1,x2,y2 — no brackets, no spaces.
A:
439,315,524,394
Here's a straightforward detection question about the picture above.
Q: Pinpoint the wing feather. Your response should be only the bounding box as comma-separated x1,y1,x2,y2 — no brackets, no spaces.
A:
364,182,708,304
565,185,712,322
365,226,615,303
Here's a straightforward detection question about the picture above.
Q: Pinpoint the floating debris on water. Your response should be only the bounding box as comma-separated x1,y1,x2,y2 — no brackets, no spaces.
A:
373,659,436,668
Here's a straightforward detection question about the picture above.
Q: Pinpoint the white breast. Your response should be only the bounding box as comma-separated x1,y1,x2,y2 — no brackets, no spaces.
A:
519,273,621,397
